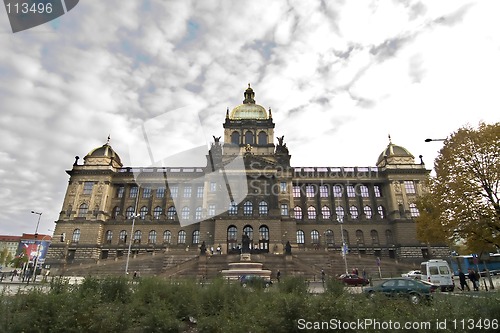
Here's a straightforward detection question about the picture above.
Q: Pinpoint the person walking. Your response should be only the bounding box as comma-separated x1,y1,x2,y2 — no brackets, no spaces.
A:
468,268,478,291
277,270,281,283
458,269,470,291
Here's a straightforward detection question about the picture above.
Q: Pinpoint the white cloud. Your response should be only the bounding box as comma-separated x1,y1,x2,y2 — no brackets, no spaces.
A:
0,0,498,235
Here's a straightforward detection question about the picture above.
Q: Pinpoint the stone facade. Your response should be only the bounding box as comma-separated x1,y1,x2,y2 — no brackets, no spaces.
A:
46,86,448,267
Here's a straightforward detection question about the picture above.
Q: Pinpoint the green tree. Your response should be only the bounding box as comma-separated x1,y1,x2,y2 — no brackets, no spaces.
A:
418,122,500,253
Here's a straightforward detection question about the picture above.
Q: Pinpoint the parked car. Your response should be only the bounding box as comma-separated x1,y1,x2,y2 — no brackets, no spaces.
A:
421,259,454,291
337,273,369,286
239,275,272,288
364,278,438,304
401,270,422,279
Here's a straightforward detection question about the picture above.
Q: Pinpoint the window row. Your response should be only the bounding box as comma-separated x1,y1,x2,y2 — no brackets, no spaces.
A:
292,205,386,220
116,185,209,199
230,131,268,145
296,229,394,245
104,229,202,245
292,184,383,199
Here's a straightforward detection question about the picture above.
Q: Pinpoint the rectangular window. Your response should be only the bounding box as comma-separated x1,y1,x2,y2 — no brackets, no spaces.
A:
360,185,369,198
156,187,165,198
293,186,301,198
208,204,216,216
130,186,138,198
346,185,355,197
333,185,343,198
142,187,151,198
374,185,382,198
319,185,328,198
197,186,204,198
404,181,416,194
281,204,289,216
170,186,178,198
280,181,287,192
83,182,93,195
210,182,217,192
183,186,192,198
117,186,124,198
305,185,315,198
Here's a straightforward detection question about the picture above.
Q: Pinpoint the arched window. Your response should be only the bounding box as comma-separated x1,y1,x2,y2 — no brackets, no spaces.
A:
163,230,171,244
350,206,359,219
105,230,112,244
258,201,268,215
119,230,127,244
409,203,420,217
245,131,254,145
364,206,372,219
356,230,364,245
112,206,120,219
243,201,253,216
231,131,240,144
178,230,186,244
293,206,303,220
134,230,142,243
336,206,345,221
371,230,379,245
258,131,267,145
192,230,200,244
195,206,202,220
126,206,134,219
243,225,253,241
307,206,316,219
72,229,81,242
148,230,157,244
296,230,305,244
181,207,190,220
311,230,320,244
229,201,238,215
385,230,393,245
139,206,148,219
343,229,350,245
325,229,334,246
78,203,88,217
377,205,385,219
259,225,269,240
153,206,162,219
321,206,331,219
227,226,237,241
167,206,176,219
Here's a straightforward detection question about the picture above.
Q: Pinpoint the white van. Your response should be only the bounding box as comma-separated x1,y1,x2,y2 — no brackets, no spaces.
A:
420,259,454,292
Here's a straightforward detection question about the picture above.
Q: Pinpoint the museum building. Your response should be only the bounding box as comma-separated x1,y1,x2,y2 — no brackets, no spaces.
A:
46,85,449,266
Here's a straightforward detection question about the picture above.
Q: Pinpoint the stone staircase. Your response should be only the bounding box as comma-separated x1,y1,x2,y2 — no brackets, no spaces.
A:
60,250,418,281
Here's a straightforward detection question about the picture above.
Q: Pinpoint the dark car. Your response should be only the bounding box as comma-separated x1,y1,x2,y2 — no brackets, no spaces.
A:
364,278,438,304
239,275,272,288
337,273,369,286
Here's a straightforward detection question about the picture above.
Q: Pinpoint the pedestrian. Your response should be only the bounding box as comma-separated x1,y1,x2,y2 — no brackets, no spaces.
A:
468,269,478,291
133,271,137,279
277,270,281,283
458,269,470,291
321,269,325,283
362,269,367,280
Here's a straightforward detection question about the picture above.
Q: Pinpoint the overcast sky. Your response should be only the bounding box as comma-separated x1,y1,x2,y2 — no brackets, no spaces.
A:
0,0,499,236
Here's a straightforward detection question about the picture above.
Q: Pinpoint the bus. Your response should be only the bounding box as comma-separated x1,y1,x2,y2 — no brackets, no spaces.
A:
450,253,500,276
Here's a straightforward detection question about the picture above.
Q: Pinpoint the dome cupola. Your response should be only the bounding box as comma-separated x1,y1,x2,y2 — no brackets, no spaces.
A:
229,84,268,120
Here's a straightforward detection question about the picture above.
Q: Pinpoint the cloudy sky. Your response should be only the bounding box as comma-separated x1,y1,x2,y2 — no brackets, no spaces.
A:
0,0,499,236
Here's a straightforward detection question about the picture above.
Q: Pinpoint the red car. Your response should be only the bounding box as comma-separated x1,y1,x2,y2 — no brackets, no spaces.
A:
337,273,369,286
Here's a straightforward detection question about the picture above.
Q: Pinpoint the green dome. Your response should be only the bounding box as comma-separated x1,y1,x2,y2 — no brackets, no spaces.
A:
229,84,268,120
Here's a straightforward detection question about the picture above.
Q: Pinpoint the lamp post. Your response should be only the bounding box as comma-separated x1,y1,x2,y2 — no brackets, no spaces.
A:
125,185,140,275
338,216,349,275
424,138,446,142
31,211,42,237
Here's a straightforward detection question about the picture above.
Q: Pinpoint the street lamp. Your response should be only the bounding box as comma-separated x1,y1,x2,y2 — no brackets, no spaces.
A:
125,213,140,275
424,138,446,142
338,216,349,275
31,211,42,237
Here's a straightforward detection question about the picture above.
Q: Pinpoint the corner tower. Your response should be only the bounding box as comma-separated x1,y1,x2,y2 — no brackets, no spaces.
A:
223,84,275,157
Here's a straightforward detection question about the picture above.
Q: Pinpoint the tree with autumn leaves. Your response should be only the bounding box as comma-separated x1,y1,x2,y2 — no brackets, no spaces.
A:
416,122,500,254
